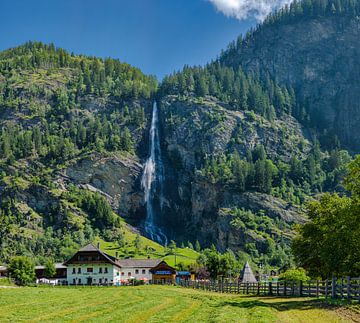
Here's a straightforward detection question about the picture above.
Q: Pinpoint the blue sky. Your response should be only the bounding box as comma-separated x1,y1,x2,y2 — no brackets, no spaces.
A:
0,0,259,79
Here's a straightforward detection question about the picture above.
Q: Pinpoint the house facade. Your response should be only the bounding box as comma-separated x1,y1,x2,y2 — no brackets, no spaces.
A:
63,243,177,285
117,259,162,282
151,261,177,283
0,244,179,286
35,263,67,285
64,243,122,285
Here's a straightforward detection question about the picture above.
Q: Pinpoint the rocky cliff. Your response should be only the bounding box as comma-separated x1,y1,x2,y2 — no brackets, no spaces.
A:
157,95,308,255
221,15,360,150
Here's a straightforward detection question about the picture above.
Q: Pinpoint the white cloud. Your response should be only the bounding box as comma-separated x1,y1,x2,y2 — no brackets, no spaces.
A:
208,0,293,21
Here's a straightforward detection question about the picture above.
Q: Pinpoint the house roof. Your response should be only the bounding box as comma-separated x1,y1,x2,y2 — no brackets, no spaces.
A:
64,243,122,268
241,261,257,283
35,263,67,270
0,265,7,271
78,244,100,252
118,259,162,268
64,244,170,270
150,261,176,274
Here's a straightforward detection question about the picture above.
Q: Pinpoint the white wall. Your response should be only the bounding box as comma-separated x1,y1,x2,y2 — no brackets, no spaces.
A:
67,263,121,285
119,267,153,281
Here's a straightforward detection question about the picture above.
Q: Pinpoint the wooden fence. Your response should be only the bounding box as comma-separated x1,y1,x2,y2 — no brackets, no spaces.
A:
179,277,360,302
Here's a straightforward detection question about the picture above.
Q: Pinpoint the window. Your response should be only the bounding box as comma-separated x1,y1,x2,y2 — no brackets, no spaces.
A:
72,268,76,274
117,272,119,276
78,279,82,284
104,267,108,273
87,268,93,273
142,269,146,274
99,279,102,284
135,269,139,274
105,278,108,283
73,278,76,285
128,272,131,276
121,272,124,275
99,267,102,273
78,268,81,274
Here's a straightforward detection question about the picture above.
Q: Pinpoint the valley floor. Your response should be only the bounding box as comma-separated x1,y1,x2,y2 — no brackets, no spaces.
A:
0,285,358,322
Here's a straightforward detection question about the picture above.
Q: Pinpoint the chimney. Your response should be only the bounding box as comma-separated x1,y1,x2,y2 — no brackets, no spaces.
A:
97,242,100,249
115,252,118,258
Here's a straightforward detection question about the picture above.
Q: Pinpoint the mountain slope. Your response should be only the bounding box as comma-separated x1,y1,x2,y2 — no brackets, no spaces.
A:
220,0,360,150
0,42,156,263
1,2,357,271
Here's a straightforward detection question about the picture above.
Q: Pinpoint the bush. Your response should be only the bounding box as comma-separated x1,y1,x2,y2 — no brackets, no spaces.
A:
8,256,36,286
279,268,309,283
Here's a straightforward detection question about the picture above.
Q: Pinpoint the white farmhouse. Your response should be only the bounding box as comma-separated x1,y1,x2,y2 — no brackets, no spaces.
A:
64,243,122,285
64,243,171,285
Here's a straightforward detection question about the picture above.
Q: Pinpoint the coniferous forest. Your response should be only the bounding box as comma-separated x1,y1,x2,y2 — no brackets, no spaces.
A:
0,0,359,280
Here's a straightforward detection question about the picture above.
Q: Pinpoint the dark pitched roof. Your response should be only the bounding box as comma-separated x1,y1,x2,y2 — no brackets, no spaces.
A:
118,259,162,268
64,243,121,268
79,244,100,252
35,263,67,270
150,261,176,274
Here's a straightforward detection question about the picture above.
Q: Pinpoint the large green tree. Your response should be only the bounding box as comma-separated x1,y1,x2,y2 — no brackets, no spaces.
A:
292,156,360,278
8,256,36,285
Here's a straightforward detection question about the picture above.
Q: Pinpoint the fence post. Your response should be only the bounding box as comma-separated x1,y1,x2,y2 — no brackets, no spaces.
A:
284,281,287,296
325,279,328,298
257,282,260,295
299,280,303,297
246,282,249,295
346,277,351,302
237,280,240,294
268,281,273,296
331,277,336,299
316,280,319,298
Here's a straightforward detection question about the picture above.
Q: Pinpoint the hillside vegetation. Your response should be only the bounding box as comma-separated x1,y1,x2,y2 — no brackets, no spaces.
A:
0,0,359,272
0,42,156,263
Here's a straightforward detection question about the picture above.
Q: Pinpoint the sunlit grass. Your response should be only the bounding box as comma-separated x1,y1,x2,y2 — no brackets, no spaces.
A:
0,285,353,322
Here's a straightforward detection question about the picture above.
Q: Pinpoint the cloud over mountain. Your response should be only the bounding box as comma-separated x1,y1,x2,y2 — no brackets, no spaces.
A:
208,0,293,21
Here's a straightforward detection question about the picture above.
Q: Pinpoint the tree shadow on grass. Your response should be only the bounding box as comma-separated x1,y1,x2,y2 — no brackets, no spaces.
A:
216,298,335,312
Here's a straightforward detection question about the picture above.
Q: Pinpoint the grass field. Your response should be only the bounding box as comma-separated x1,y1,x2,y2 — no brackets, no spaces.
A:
94,232,200,268
0,285,358,322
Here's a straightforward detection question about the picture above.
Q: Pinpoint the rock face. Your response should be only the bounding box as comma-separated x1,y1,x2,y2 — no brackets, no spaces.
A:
64,152,144,224
189,181,304,252
157,95,307,248
221,15,360,150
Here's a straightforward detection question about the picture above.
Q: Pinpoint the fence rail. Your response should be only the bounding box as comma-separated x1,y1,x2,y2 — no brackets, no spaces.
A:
179,277,360,302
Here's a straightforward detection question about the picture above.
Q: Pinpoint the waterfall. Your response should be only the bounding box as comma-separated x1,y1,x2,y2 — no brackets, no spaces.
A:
141,102,168,245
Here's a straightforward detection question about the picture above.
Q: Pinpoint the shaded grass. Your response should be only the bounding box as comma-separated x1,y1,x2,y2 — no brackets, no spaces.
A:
0,285,355,322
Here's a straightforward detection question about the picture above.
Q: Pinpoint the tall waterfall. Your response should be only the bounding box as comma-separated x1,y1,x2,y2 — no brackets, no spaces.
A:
141,102,168,245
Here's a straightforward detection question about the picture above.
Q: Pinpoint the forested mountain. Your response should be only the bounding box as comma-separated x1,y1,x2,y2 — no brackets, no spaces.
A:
0,42,157,262
219,0,360,150
0,0,359,272
156,0,357,269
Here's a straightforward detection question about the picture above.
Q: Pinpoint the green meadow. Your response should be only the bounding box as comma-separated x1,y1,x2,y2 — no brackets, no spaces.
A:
0,285,357,322
94,231,199,268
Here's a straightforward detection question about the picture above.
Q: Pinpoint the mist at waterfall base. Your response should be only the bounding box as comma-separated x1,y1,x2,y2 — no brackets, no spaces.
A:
141,102,168,245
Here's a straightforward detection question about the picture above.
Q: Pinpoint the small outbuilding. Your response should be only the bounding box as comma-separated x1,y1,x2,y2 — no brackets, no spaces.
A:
150,262,176,283
240,261,257,283
175,271,195,284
